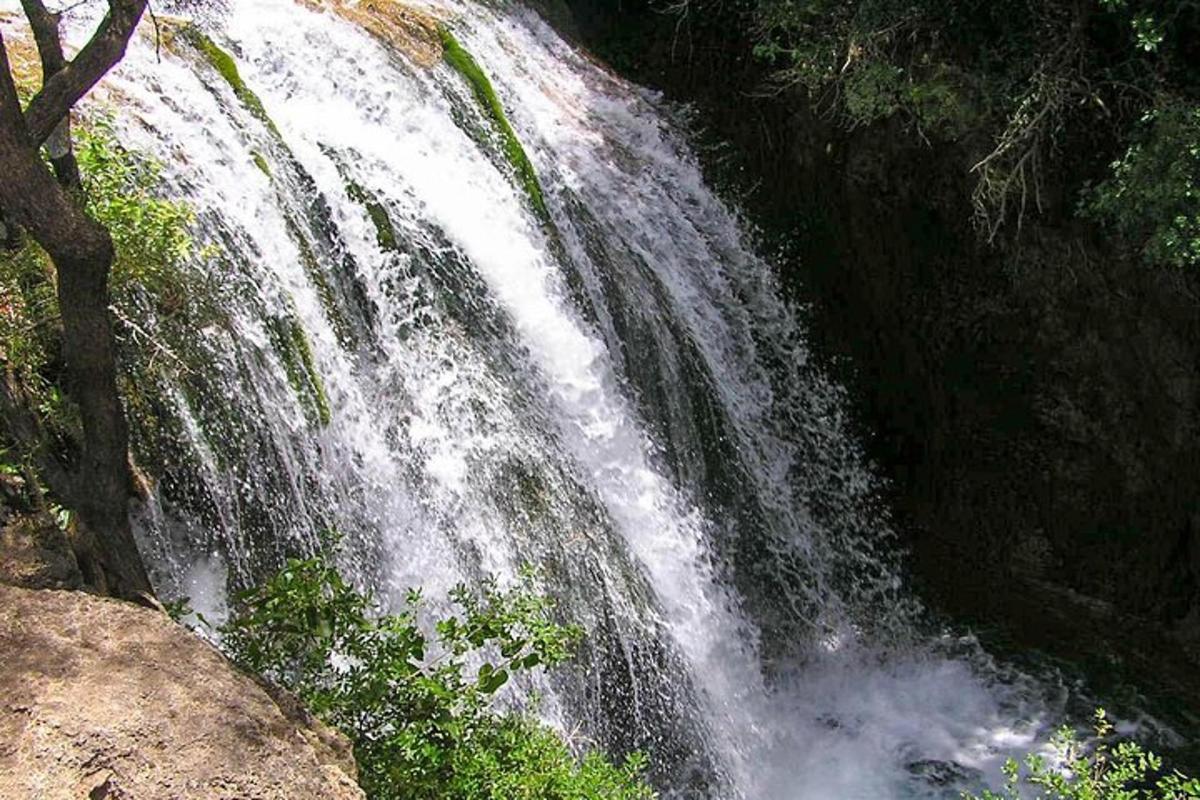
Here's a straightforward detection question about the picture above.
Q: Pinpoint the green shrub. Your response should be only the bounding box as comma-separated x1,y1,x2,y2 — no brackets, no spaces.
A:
74,118,199,305
219,552,656,800
1084,102,1200,269
964,710,1200,800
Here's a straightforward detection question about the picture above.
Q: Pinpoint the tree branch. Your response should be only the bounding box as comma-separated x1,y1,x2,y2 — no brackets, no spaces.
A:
20,0,68,75
0,32,27,134
21,0,149,147
20,0,82,188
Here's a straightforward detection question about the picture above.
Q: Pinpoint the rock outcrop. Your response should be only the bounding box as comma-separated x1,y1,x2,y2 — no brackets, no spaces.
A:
0,584,365,800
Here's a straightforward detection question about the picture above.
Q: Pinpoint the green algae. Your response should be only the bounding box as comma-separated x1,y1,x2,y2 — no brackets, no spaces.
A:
267,314,332,428
438,27,549,222
184,28,282,138
345,179,400,253
318,143,403,255
252,150,271,176
350,181,400,253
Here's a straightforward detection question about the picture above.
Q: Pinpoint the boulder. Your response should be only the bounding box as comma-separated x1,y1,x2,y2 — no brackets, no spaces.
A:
0,510,83,591
0,585,365,800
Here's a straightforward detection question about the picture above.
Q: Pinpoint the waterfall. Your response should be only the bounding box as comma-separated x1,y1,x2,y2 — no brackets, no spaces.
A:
9,0,1074,796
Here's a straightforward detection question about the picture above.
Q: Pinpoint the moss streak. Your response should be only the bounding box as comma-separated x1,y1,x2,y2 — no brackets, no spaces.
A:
438,27,549,222
268,315,332,428
345,178,400,253
186,28,282,138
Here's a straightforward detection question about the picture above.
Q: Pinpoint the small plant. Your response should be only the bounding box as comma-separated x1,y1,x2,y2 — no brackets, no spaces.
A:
220,552,656,799
964,709,1200,800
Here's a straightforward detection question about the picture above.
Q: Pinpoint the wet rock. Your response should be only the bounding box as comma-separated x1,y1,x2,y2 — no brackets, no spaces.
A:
905,758,985,798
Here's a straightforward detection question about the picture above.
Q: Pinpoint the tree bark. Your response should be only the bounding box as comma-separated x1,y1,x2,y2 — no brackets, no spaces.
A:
20,0,82,188
0,30,151,599
21,0,148,147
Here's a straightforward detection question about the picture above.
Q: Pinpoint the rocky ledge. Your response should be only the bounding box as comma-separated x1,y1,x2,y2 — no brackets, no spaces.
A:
0,583,364,800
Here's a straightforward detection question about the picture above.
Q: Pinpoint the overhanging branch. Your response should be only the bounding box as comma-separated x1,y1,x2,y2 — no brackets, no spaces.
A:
20,0,149,146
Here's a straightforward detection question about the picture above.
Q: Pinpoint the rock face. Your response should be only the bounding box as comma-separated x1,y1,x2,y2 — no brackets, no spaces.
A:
0,585,365,800
0,509,83,592
548,0,1200,673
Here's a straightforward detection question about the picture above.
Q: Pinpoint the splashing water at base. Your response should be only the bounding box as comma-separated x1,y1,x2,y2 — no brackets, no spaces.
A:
4,0,1141,796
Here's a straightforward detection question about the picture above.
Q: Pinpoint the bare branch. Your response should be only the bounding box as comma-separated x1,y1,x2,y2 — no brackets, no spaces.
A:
20,0,68,75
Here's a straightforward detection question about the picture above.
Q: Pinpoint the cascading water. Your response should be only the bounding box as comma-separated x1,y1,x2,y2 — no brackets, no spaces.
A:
5,0,1120,796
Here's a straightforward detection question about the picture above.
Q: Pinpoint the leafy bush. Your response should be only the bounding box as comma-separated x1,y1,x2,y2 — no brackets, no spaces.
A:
965,710,1200,800
219,553,656,800
1085,102,1200,269
73,118,199,307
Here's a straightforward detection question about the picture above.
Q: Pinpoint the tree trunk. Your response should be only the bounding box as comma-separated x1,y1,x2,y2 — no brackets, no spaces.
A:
0,48,150,600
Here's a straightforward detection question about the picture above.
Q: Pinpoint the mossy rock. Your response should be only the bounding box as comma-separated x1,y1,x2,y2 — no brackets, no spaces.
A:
345,180,400,253
182,27,282,138
320,146,402,254
438,26,549,223
266,314,332,428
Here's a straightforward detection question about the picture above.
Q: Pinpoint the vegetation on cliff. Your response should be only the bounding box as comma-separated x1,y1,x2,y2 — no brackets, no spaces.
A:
218,551,656,799
747,0,1200,265
964,711,1199,800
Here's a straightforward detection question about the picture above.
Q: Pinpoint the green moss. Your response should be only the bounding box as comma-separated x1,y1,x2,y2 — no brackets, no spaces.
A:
318,144,402,254
184,28,281,138
281,215,355,349
291,321,332,427
267,314,332,428
438,27,549,222
252,151,271,176
345,178,400,253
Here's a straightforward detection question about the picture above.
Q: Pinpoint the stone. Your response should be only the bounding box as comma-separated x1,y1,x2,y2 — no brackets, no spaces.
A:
0,585,365,800
0,511,83,591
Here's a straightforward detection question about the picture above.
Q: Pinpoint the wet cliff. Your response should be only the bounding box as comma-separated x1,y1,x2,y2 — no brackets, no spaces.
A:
544,0,1200,687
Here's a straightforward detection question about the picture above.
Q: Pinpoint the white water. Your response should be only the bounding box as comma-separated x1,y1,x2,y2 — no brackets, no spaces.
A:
4,1,1081,796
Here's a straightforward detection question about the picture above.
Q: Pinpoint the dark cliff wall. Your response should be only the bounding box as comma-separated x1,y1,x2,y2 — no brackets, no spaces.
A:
540,0,1200,677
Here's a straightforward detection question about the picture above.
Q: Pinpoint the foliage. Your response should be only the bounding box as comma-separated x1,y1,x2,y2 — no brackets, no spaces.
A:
74,118,199,305
1084,102,1200,268
219,552,656,800
743,0,1200,257
963,710,1200,800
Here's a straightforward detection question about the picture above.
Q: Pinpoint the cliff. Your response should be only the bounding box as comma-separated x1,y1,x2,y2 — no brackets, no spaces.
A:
0,578,364,800
545,0,1200,688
